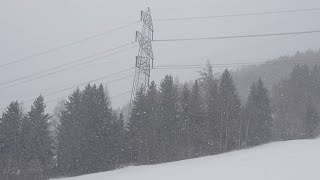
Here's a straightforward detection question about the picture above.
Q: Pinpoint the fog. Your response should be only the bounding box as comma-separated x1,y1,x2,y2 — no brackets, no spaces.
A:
0,0,320,111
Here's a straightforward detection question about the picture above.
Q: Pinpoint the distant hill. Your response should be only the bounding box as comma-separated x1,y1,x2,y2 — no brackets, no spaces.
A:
232,49,320,101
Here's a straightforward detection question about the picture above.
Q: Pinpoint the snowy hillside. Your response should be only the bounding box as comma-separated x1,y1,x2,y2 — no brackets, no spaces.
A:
56,138,320,180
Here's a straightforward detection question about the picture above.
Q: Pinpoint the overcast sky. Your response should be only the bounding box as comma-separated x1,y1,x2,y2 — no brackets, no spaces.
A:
0,0,320,112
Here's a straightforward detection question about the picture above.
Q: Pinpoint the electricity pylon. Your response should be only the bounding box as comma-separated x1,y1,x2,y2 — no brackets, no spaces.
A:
129,7,154,114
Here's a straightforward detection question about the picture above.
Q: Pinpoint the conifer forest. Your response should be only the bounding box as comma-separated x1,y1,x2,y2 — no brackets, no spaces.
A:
1,50,320,179
1,1,320,179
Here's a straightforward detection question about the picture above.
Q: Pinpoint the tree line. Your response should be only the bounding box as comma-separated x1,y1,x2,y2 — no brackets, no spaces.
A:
272,64,320,139
0,63,319,179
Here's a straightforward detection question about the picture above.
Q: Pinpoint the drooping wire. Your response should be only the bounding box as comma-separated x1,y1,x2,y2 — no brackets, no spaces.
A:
0,20,139,69
153,59,320,69
45,90,132,105
0,69,135,111
1,45,138,89
154,7,320,22
0,42,136,87
153,30,320,42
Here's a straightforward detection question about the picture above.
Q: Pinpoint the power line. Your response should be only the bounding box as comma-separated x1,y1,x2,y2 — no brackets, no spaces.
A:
45,96,66,105
5,26,317,88
111,91,132,99
0,42,136,87
1,45,137,89
153,59,320,69
0,70,134,111
0,20,139,69
3,30,318,88
45,90,132,105
43,73,134,99
2,46,135,89
33,73,134,105
2,7,318,69
154,7,320,22
153,30,320,42
2,58,319,111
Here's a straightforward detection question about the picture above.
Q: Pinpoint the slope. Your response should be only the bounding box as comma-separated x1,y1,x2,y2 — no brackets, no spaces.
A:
55,138,320,180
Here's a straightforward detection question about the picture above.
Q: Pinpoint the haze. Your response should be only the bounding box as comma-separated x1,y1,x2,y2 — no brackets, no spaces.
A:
0,0,320,111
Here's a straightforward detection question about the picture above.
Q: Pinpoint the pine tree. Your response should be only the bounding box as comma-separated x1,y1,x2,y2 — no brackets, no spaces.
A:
177,83,192,158
244,82,256,146
57,84,116,175
24,95,53,178
158,75,179,162
145,81,160,164
0,101,23,179
200,62,220,153
81,84,113,172
57,88,83,175
246,78,273,146
304,97,320,138
112,112,126,167
218,69,241,152
189,80,206,157
272,65,311,139
128,86,147,164
0,117,4,178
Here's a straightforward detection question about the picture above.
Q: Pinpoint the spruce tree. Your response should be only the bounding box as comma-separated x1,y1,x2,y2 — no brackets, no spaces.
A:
80,84,113,172
0,101,23,179
304,97,320,138
178,83,192,158
244,82,256,146
246,78,273,146
200,62,220,153
128,87,147,164
57,84,116,175
272,65,311,139
0,117,4,177
218,69,241,151
145,81,160,164
24,95,53,178
57,88,83,175
158,75,179,162
111,112,126,167
189,80,206,156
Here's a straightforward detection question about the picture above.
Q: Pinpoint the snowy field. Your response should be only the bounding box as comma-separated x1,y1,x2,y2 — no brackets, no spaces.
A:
56,138,320,180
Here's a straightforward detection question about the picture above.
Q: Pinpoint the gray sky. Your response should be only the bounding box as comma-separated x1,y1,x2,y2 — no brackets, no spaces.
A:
0,0,320,112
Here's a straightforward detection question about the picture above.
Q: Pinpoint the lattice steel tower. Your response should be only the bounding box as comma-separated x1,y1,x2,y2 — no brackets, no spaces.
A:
129,7,154,110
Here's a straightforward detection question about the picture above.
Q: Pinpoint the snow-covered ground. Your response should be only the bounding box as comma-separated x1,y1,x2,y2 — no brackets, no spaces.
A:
56,138,320,180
